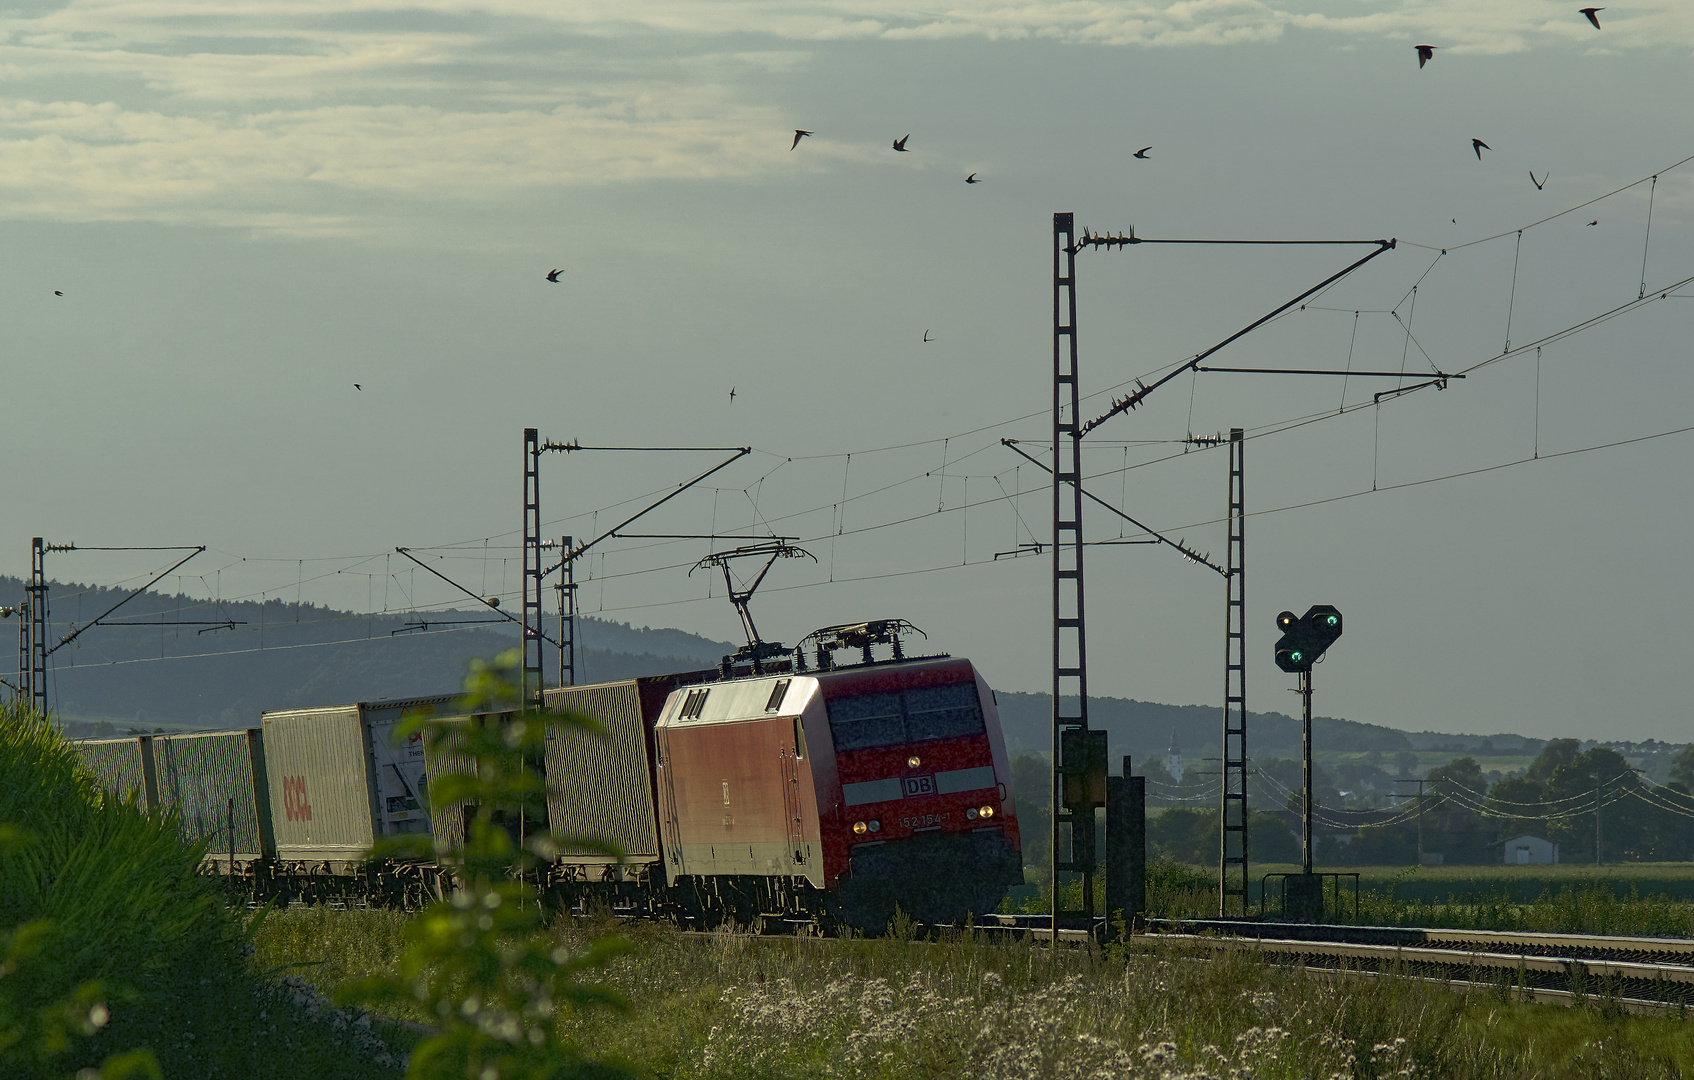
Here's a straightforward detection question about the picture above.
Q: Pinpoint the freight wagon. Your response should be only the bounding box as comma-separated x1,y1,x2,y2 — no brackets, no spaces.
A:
76,729,271,874
75,696,458,907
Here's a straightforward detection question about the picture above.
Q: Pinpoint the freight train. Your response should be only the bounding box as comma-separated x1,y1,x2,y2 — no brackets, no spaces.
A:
74,620,1023,933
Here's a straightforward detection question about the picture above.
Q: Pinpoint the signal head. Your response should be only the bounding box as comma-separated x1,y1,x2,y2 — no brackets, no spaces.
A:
1276,610,1299,631
1275,645,1312,673
1303,604,1343,654
1304,604,1342,631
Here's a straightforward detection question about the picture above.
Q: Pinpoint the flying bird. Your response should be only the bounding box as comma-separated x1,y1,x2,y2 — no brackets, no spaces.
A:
790,129,812,150
1133,146,1152,159
729,386,737,402
892,135,910,152
965,173,982,184
354,383,362,390
1472,138,1491,160
1580,7,1603,28
53,290,62,296
545,269,561,283
923,330,933,342
1588,220,1598,226
1414,44,1436,68
1530,171,1548,190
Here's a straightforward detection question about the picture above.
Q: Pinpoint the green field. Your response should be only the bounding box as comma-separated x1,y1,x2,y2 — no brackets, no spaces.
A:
1251,862,1694,903
253,909,1694,1079
1103,862,1694,936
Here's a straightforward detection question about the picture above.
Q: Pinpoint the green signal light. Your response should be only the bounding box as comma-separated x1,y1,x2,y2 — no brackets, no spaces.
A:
1290,651,1304,663
1324,615,1339,626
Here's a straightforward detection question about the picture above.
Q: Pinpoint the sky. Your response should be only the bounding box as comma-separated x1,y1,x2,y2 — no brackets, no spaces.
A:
3,0,1692,741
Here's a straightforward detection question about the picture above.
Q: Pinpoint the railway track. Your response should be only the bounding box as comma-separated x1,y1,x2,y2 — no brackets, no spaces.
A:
1143,918,1694,1015
307,896,1694,1014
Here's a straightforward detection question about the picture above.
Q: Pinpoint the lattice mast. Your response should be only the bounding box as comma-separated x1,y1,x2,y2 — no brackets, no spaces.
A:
522,428,545,704
25,538,47,715
1051,212,1096,927
556,535,577,688
1220,429,1249,915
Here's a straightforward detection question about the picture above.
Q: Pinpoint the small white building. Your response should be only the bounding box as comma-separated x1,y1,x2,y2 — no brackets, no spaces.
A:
1504,835,1559,865
1166,729,1183,783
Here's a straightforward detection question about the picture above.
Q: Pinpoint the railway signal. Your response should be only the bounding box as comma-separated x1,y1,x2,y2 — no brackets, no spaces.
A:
1274,605,1343,672
1275,603,1344,919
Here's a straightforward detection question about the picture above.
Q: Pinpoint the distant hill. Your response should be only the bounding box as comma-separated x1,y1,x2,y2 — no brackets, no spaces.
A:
3,575,733,731
11,576,1606,763
993,691,1416,766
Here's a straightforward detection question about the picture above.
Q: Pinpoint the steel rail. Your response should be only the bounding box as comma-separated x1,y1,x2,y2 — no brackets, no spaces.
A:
1155,933,1694,983
1146,917,1694,963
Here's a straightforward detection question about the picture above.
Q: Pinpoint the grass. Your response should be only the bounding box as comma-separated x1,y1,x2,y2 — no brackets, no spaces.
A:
257,908,1694,1079
1,704,415,1078
251,907,423,1021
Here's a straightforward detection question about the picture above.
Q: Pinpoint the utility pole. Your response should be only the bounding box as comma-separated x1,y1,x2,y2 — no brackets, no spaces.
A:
1395,778,1428,867
1595,767,1603,867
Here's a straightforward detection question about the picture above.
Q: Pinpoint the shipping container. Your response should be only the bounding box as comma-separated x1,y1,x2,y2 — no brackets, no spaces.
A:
73,735,157,810
542,672,714,870
542,681,653,864
261,695,451,866
421,714,475,860
151,729,273,866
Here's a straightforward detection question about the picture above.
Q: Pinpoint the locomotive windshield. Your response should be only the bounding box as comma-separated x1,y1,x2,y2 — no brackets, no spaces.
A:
825,682,984,751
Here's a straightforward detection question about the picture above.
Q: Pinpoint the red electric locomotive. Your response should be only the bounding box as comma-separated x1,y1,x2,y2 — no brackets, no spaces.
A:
534,619,1023,933
655,622,1020,932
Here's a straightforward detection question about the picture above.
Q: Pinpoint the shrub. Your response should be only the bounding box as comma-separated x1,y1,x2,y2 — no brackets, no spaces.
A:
341,650,633,1079
0,702,403,1079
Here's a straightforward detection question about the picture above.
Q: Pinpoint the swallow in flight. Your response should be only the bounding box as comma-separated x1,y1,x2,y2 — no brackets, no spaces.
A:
791,129,812,150
966,173,982,183
1530,172,1547,190
1472,138,1491,160
729,386,737,402
1133,147,1152,159
1580,7,1603,29
545,269,561,282
893,135,910,152
923,330,933,342
1414,45,1436,68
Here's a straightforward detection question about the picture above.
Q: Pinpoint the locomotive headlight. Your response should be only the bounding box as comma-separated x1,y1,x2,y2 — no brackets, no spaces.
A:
966,807,979,820
853,821,867,835
869,819,882,833
978,805,995,819
907,755,921,768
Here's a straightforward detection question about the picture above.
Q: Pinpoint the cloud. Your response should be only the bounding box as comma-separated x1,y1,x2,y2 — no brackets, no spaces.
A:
0,0,1686,231
0,90,810,232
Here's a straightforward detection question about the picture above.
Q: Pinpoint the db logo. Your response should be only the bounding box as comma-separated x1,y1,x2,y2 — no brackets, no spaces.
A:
407,731,423,746
282,776,313,822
